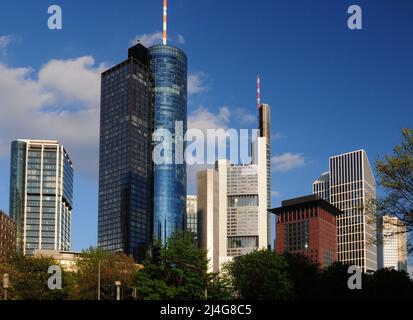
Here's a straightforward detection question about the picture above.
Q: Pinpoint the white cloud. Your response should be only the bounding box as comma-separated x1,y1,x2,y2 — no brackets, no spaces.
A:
0,57,106,178
234,108,256,125
188,106,230,132
271,153,305,172
188,72,208,96
177,34,185,44
271,190,280,197
0,35,12,57
131,31,186,47
131,31,163,47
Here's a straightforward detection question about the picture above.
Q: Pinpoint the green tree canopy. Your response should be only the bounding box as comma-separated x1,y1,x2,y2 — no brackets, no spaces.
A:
225,249,293,300
134,231,209,300
376,128,413,251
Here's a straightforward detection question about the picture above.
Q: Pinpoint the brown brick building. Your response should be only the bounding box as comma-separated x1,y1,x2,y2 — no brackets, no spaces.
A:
0,209,16,258
270,195,342,268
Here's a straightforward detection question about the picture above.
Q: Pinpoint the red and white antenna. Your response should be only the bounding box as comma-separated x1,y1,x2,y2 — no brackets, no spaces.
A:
163,0,168,45
257,74,261,109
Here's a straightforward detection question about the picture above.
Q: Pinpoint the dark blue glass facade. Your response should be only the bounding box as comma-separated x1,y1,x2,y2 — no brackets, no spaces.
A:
9,140,73,255
149,45,187,243
9,140,26,254
98,44,153,261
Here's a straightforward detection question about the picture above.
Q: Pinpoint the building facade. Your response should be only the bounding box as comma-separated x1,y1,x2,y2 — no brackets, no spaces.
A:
98,43,153,261
0,210,16,258
149,44,187,244
34,249,81,272
258,103,272,248
382,216,407,271
9,140,73,256
312,171,330,202
186,195,197,237
271,195,341,268
313,150,377,272
197,137,269,272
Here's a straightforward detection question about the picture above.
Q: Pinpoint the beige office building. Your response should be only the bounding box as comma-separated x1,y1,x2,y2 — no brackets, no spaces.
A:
382,216,407,272
313,150,377,273
197,137,269,272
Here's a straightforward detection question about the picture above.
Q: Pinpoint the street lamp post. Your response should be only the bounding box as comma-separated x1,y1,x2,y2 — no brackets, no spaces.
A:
3,273,9,301
115,281,121,301
97,260,101,301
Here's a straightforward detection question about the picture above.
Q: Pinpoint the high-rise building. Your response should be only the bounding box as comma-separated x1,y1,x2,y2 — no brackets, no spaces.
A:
257,76,272,248
259,104,271,248
98,1,187,255
382,216,407,272
197,169,220,271
313,150,377,272
186,195,198,237
197,137,269,272
9,140,73,256
149,44,187,244
0,209,16,258
312,171,330,202
271,195,342,269
98,43,153,261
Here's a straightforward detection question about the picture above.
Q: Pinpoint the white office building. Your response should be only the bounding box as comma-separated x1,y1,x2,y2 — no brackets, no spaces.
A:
382,216,408,271
197,137,269,272
313,150,377,273
9,140,73,256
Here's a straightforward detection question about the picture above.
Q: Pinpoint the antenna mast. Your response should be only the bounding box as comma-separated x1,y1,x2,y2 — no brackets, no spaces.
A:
257,74,261,109
163,0,168,45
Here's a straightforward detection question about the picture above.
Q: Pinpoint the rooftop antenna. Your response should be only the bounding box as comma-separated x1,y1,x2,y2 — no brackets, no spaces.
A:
163,0,168,45
257,74,261,109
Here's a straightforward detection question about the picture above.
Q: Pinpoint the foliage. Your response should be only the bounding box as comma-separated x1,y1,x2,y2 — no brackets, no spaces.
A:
366,268,413,299
376,128,413,251
0,254,73,300
281,252,321,299
75,247,138,300
134,231,210,300
224,249,294,300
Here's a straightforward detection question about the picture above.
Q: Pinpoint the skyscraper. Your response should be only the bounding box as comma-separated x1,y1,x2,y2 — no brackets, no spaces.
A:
149,29,187,244
186,195,198,237
98,43,153,260
271,195,342,269
382,216,407,272
98,1,187,255
197,137,269,272
257,76,271,248
313,150,377,272
9,140,73,256
312,171,330,202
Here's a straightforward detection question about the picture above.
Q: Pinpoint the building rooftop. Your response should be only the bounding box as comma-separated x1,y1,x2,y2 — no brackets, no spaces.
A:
269,194,343,216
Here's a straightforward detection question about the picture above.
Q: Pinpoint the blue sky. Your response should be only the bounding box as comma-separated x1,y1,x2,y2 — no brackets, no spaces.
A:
0,0,412,270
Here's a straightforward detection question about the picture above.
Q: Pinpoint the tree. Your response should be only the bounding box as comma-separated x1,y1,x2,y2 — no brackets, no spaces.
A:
317,262,368,300
76,247,138,300
206,272,233,300
134,231,209,300
0,254,72,300
225,249,294,300
366,268,413,299
376,128,413,252
281,252,321,300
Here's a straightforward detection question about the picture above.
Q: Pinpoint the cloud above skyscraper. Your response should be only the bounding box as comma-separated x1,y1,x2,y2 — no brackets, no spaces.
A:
0,56,106,178
130,31,185,47
271,153,305,172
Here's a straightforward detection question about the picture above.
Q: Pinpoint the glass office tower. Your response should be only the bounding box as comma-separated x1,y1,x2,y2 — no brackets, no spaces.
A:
98,43,153,261
9,140,73,256
149,45,187,244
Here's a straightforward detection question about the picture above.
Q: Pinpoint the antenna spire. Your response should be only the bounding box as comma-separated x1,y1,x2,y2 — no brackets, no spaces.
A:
257,74,261,109
163,0,168,45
